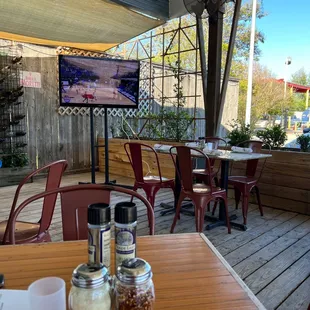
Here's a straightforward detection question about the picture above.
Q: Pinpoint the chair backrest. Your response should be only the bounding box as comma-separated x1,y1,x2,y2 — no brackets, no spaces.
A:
170,146,212,192
237,140,263,177
9,184,155,244
2,160,68,244
124,142,162,183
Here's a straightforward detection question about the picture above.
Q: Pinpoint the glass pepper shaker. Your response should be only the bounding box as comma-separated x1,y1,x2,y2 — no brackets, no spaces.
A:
69,263,111,310
115,201,137,269
114,258,155,310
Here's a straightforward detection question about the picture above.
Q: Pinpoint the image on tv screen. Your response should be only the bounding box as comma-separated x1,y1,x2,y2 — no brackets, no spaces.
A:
59,56,140,108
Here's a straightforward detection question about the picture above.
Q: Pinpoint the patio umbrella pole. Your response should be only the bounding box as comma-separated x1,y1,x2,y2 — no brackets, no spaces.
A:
90,106,96,184
79,101,97,184
103,108,132,189
104,107,109,184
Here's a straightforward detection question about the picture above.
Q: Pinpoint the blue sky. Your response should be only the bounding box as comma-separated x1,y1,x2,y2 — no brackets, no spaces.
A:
256,0,310,80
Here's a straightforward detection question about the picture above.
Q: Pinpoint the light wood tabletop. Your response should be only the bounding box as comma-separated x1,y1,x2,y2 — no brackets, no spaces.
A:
0,233,265,309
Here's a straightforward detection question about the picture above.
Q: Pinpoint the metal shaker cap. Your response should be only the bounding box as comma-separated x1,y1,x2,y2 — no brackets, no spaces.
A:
115,201,137,224
88,203,111,225
116,258,152,284
72,263,109,289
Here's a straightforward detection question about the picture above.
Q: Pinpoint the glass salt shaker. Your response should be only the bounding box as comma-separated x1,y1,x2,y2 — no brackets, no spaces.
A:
69,263,111,310
114,258,155,310
198,137,205,149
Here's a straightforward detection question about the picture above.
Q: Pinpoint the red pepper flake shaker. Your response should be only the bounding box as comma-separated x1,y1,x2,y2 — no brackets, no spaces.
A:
114,258,155,310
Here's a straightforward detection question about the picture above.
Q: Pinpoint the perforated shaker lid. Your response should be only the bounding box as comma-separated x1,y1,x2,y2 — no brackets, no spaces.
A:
72,263,109,289
116,258,152,284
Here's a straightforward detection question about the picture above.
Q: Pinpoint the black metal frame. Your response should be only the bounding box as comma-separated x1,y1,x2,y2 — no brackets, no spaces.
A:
0,46,27,166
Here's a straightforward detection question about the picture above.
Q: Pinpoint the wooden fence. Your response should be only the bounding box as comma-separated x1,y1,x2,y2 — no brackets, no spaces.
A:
99,138,310,215
23,56,105,171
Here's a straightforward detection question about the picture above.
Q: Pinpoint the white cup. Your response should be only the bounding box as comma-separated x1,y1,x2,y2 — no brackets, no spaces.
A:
207,143,213,150
28,277,66,310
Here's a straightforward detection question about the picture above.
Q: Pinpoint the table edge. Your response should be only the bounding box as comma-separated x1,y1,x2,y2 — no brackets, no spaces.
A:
150,147,272,161
199,233,267,310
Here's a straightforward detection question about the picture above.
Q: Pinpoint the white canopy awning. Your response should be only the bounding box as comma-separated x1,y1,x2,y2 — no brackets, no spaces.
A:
0,0,166,51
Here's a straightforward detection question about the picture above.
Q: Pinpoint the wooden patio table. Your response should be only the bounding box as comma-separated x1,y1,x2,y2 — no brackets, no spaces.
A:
153,147,272,231
0,233,265,309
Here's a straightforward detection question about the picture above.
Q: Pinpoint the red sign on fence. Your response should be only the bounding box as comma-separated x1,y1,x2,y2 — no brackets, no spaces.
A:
20,71,41,88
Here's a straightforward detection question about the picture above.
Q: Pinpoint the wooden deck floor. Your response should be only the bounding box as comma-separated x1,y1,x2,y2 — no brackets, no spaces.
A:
0,172,309,310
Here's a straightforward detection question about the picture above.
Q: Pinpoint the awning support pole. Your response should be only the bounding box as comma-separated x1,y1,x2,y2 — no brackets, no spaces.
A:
216,0,242,135
206,6,224,136
196,17,208,137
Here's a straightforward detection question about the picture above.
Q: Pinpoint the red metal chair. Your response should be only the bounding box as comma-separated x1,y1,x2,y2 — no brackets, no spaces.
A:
124,142,175,211
169,146,231,234
0,160,68,245
193,137,227,187
8,184,154,244
212,140,270,225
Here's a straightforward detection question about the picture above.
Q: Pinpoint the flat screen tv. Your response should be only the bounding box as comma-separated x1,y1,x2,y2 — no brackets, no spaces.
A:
58,55,140,108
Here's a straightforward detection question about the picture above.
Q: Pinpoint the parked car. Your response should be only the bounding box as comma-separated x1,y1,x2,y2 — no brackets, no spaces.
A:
302,108,310,123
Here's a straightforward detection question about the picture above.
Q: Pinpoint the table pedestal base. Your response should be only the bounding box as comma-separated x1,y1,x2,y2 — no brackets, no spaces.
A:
205,215,247,231
160,202,247,231
159,202,194,216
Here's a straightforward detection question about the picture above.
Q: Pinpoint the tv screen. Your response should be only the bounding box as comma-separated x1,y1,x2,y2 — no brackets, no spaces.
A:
58,55,140,108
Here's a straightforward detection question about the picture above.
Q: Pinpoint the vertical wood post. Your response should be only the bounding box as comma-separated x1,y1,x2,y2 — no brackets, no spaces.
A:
217,0,242,135
306,90,309,109
196,17,208,137
206,6,224,136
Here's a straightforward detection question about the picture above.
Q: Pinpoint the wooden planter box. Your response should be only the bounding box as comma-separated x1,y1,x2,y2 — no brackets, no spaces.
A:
0,167,32,187
231,150,310,215
98,138,183,179
98,138,310,215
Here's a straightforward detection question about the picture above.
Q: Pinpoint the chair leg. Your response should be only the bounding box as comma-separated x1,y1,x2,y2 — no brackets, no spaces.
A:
199,207,206,233
170,193,185,233
146,187,160,227
222,197,231,234
131,183,138,203
144,187,158,209
254,186,263,216
195,208,202,232
234,187,241,210
212,200,218,216
150,187,161,209
242,194,249,225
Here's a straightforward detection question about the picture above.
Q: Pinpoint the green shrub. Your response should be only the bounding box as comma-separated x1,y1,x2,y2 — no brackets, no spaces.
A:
256,125,287,149
226,120,253,146
1,150,29,168
144,109,193,141
297,134,310,152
